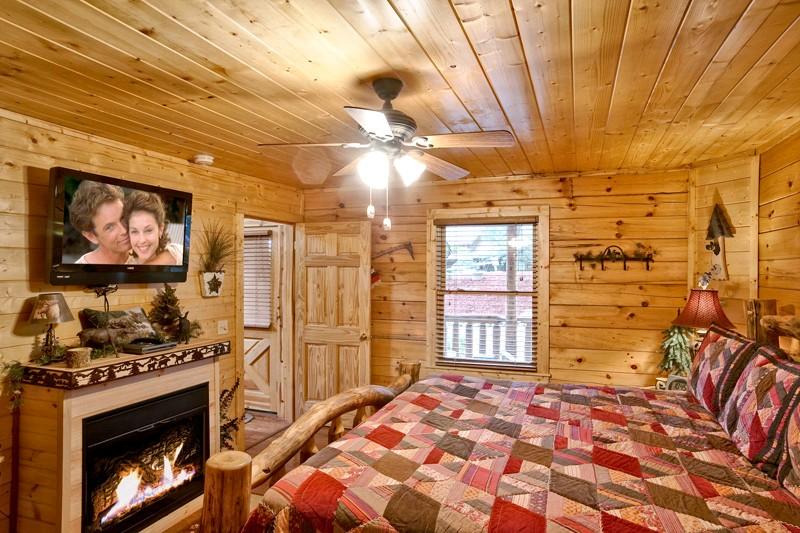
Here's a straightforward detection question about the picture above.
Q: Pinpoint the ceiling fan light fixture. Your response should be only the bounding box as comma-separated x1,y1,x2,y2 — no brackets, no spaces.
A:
394,154,425,186
358,150,389,189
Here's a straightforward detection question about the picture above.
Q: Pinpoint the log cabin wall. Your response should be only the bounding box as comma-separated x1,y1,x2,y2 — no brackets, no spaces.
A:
759,130,800,313
689,156,760,330
304,169,690,388
0,109,302,530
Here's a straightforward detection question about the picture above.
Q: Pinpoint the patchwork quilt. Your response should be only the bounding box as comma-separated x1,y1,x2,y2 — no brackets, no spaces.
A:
243,375,800,532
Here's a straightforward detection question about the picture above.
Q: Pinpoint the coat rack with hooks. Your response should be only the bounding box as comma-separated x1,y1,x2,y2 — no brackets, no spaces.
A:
574,245,655,271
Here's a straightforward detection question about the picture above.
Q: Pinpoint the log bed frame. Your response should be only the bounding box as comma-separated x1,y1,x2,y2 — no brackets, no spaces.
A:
198,361,421,532
197,310,799,533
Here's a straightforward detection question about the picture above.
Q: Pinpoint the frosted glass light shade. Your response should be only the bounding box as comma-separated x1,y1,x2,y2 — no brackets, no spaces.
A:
394,154,426,186
358,151,389,189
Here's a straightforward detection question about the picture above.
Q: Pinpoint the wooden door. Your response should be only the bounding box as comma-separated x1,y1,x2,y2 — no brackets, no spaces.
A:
243,330,276,412
242,224,282,414
295,222,371,416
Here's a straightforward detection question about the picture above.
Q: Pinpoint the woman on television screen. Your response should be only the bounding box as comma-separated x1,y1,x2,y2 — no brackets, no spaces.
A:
122,191,183,265
69,181,134,265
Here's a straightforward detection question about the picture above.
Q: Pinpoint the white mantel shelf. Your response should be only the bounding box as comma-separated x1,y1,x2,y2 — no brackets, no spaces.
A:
21,339,230,389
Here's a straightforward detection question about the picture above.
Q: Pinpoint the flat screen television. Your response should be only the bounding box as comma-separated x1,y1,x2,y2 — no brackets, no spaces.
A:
47,167,192,286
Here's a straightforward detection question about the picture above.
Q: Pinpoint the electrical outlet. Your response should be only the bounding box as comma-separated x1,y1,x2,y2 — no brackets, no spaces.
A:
217,319,229,335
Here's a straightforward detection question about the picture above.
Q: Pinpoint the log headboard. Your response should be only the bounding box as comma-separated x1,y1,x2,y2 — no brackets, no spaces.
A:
759,314,800,361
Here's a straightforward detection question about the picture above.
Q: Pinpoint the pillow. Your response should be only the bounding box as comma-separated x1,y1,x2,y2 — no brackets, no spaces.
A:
688,325,757,416
776,396,800,501
719,345,800,478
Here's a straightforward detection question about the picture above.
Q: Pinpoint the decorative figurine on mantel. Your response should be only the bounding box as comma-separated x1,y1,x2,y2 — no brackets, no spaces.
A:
148,284,201,342
177,311,192,344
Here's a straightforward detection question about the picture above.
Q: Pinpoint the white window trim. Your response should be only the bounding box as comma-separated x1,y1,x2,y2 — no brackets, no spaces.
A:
426,206,550,378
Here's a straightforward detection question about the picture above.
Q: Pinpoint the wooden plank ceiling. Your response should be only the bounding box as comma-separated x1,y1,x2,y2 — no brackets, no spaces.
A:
0,0,798,187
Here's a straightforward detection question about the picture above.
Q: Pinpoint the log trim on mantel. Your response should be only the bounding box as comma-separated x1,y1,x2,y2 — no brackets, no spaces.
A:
21,340,230,389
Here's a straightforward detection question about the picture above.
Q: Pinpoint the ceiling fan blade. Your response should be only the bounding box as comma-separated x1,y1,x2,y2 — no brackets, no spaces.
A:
411,130,515,149
257,142,368,148
344,106,393,139
410,152,469,181
333,154,366,177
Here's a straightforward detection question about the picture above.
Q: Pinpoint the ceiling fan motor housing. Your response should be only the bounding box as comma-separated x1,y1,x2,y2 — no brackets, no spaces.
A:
383,109,417,142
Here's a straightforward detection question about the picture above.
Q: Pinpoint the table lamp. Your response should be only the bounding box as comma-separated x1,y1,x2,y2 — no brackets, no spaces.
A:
29,293,74,359
673,288,734,332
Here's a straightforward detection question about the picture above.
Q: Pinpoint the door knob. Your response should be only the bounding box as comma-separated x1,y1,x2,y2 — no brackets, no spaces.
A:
360,333,368,341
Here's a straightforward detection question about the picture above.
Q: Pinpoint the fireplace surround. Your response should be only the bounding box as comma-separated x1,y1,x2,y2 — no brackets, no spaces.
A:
82,384,209,532
17,341,227,532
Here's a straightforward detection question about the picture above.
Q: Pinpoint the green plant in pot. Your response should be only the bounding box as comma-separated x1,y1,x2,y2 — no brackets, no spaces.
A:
198,220,235,297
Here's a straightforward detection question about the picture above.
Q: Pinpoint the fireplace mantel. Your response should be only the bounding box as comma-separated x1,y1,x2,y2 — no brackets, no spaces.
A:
17,341,226,532
22,340,230,389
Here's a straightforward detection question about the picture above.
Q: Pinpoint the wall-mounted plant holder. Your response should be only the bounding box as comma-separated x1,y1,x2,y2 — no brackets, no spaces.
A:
574,245,654,271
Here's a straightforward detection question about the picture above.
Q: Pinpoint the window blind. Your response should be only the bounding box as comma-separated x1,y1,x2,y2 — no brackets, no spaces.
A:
243,232,272,328
434,222,538,370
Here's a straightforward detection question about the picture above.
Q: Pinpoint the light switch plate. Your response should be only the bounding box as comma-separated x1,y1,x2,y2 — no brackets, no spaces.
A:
217,319,229,335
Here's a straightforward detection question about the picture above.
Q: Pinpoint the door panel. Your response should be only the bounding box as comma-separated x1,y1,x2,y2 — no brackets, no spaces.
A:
243,330,275,412
295,222,371,416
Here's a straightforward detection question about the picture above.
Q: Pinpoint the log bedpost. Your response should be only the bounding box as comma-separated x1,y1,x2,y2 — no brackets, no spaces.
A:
745,299,777,343
199,450,251,533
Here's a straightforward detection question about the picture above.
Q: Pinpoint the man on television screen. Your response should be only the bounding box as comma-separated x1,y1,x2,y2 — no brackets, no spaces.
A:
69,181,133,264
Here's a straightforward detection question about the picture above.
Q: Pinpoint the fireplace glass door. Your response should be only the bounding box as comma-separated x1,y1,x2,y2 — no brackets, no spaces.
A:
82,383,209,533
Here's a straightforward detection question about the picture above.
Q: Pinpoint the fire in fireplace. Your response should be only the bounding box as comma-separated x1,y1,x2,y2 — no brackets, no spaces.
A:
83,383,209,533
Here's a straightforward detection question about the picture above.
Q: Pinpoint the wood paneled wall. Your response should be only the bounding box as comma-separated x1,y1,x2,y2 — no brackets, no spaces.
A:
304,170,690,388
0,109,302,530
689,156,759,330
759,130,800,313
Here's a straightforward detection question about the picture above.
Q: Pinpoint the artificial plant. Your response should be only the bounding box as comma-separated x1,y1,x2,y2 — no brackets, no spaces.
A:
659,325,693,376
198,220,236,272
219,377,242,450
148,283,202,341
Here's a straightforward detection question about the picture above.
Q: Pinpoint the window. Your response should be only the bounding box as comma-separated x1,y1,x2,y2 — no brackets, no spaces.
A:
243,231,272,328
428,207,549,372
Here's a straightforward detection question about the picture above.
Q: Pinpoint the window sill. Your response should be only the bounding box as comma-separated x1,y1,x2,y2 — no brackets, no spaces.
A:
426,361,551,382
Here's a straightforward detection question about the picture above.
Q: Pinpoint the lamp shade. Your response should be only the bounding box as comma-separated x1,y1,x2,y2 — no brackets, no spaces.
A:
672,289,734,330
29,293,74,325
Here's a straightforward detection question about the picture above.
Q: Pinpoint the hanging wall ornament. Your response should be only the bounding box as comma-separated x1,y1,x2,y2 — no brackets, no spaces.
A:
704,203,734,280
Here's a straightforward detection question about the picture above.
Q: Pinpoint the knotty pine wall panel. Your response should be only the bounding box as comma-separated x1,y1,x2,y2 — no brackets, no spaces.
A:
304,170,690,389
759,129,800,314
0,109,302,530
690,156,759,330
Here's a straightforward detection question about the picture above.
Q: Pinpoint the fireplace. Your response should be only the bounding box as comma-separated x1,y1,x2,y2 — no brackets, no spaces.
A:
82,383,209,533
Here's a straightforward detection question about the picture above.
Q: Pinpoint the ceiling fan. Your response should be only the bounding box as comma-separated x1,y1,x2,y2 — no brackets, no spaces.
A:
258,77,515,183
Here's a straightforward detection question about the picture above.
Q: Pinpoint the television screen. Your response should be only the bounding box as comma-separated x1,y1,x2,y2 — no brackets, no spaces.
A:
48,167,192,285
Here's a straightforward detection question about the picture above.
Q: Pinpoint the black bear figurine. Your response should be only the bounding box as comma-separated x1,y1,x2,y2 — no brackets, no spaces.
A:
177,311,192,344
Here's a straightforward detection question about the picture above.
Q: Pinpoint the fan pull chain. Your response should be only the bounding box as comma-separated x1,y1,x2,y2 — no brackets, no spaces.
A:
382,185,392,231
366,186,375,219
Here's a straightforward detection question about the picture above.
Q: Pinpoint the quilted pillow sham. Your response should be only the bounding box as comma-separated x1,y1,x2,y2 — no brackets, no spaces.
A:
688,324,757,415
777,399,800,499
720,344,800,478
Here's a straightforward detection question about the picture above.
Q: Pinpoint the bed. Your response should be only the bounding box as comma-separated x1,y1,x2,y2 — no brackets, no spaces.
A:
203,317,800,532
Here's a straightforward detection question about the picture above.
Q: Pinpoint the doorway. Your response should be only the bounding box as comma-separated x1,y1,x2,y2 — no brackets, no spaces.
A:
239,218,294,454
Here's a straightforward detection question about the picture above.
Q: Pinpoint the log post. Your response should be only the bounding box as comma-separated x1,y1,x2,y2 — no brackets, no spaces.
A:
200,451,251,533
328,416,345,443
300,437,318,462
398,361,421,384
353,406,369,427
745,299,777,343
